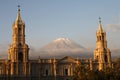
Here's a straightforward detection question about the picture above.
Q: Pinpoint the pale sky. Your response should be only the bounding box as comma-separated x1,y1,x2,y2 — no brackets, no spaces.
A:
0,0,120,51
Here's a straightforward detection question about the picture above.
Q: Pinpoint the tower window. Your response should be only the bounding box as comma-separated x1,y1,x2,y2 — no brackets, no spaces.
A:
105,55,107,62
19,27,21,31
97,56,98,59
19,43,22,46
100,36,102,40
18,52,23,62
96,56,98,62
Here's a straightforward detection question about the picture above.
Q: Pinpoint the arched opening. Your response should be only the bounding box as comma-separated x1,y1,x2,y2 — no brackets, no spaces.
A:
100,36,102,40
65,69,68,76
18,52,23,62
97,56,98,59
105,55,107,63
18,27,21,31
96,56,98,61
45,69,48,76
19,43,22,46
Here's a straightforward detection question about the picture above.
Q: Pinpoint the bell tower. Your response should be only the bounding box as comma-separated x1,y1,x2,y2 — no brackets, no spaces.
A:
94,17,111,70
8,5,29,62
8,6,29,75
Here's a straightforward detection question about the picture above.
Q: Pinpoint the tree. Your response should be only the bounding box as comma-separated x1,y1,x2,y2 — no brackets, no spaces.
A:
116,58,120,71
72,58,120,80
72,64,88,80
114,58,120,80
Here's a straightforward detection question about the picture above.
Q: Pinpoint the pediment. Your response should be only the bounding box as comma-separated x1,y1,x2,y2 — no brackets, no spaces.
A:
58,56,77,63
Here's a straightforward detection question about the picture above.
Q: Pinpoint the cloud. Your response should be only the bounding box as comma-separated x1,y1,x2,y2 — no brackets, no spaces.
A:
112,14,120,23
111,48,120,58
106,24,120,32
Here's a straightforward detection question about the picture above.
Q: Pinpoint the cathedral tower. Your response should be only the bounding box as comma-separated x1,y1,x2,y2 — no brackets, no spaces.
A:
94,18,111,70
8,6,29,75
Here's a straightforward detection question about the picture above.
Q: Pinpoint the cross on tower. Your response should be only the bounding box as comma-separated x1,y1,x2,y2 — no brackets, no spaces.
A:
18,5,20,11
99,17,101,23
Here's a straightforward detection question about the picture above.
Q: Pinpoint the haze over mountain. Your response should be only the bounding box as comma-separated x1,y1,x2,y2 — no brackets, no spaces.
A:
30,38,93,59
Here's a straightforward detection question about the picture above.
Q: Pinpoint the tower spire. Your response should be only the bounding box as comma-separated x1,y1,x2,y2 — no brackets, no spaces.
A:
15,5,22,23
98,17,103,32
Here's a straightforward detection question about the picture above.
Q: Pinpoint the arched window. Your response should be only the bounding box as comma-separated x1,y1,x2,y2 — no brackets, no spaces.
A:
95,56,98,62
46,69,48,76
65,69,68,76
100,36,101,40
18,52,23,62
102,35,104,40
19,27,21,31
19,43,22,46
105,55,107,63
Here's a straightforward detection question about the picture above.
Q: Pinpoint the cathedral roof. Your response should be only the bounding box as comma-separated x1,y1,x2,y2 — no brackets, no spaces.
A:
58,56,77,63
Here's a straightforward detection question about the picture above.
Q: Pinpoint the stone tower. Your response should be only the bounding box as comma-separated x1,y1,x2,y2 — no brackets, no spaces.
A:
94,18,111,70
8,6,29,75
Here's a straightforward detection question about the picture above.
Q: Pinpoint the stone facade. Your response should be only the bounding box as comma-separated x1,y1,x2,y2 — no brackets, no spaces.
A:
0,8,113,80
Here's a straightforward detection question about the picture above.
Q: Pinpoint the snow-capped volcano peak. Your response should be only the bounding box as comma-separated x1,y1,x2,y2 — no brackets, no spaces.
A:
40,38,85,52
54,38,71,44
35,38,88,58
